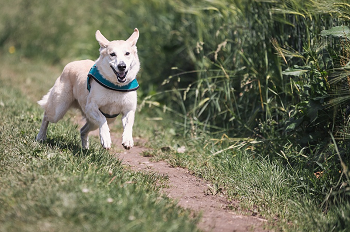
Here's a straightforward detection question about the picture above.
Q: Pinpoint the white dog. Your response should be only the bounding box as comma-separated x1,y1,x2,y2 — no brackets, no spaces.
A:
36,29,140,150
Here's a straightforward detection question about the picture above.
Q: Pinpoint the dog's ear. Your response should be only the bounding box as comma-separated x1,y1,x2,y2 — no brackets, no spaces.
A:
126,28,139,47
95,30,110,48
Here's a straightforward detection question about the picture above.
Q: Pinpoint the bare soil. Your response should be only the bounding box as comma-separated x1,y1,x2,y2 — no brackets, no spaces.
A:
76,117,269,232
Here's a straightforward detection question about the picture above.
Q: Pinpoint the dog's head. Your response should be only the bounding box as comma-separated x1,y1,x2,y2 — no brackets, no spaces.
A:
95,29,140,85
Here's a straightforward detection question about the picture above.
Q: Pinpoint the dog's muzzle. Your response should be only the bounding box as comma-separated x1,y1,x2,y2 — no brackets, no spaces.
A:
110,64,128,83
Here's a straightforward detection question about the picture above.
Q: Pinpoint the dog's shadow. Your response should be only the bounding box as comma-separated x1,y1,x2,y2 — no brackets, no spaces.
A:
43,136,116,166
45,135,90,156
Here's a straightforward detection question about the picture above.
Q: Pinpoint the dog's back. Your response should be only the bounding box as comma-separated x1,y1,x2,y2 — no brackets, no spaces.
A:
38,60,94,123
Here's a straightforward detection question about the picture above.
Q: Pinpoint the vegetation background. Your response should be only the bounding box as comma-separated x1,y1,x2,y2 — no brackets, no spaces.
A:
1,0,350,231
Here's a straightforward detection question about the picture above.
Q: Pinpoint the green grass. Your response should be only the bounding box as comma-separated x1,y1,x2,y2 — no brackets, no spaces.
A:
142,127,350,231
0,55,200,232
1,0,350,230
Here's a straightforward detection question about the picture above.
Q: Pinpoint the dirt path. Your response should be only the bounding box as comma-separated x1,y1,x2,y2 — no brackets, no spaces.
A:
118,146,268,232
77,117,268,232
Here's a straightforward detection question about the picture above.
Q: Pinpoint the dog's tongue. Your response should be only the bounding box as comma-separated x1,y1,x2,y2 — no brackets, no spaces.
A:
119,71,126,78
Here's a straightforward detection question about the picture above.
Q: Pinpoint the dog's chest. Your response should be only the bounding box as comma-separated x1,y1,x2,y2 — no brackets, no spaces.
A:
97,91,137,116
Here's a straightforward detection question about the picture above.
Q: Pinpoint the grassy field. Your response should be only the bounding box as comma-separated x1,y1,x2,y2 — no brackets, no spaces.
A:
1,0,350,231
0,55,200,232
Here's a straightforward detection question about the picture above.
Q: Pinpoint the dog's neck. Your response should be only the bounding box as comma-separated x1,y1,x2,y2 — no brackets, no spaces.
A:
87,64,139,92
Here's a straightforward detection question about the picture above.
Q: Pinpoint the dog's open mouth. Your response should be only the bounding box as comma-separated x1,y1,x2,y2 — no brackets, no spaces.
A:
110,65,128,83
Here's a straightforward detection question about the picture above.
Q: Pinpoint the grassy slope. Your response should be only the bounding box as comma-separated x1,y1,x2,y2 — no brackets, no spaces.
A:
0,54,200,232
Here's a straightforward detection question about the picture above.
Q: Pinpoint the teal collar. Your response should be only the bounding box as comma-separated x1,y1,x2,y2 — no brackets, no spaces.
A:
87,64,139,118
87,64,139,92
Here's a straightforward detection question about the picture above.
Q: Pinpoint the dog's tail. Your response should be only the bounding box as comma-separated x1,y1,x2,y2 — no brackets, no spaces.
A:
37,87,53,109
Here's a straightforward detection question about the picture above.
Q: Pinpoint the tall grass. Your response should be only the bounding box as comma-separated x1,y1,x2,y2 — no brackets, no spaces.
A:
139,0,350,229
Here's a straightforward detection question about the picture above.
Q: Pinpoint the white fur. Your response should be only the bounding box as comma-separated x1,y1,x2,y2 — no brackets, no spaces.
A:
36,29,140,150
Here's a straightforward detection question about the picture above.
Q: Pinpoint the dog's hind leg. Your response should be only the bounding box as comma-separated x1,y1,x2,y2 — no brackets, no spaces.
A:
36,114,49,142
80,120,98,149
36,73,75,142
43,89,75,123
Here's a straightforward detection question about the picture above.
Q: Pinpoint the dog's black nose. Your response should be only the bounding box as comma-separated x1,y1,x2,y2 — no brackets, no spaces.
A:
118,62,126,71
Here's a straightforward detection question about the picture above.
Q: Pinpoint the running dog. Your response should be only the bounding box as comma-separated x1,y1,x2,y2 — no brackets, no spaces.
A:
36,29,140,150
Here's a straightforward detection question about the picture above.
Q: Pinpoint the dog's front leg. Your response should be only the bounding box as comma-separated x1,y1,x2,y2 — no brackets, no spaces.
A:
85,103,111,149
99,120,111,149
121,110,135,150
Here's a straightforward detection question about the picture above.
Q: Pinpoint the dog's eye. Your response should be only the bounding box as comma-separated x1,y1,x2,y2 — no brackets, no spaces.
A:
110,52,116,57
125,52,130,56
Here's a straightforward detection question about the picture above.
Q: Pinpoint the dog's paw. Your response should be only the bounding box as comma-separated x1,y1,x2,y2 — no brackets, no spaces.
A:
81,136,89,149
122,137,134,150
36,134,46,142
100,134,112,149
100,124,111,149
